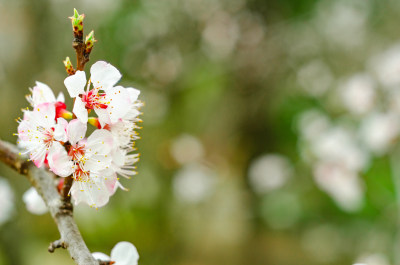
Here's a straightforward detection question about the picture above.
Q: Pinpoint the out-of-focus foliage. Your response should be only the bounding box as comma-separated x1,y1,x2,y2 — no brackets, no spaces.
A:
1,0,400,264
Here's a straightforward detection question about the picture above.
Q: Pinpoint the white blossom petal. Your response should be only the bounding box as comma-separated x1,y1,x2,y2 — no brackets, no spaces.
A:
73,97,88,124
47,142,74,177
56,92,65,102
54,118,68,142
67,119,87,145
90,61,121,90
94,108,111,127
92,252,111,262
106,86,131,123
126,87,141,103
22,187,48,215
111,241,139,265
64,71,87,98
86,129,114,155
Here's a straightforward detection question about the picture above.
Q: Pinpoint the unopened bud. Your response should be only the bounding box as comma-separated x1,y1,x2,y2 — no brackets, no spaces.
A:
63,57,75,75
88,117,101,129
69,8,84,37
85,31,97,54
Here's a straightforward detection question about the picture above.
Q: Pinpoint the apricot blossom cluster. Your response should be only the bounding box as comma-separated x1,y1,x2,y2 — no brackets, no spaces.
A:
17,61,142,208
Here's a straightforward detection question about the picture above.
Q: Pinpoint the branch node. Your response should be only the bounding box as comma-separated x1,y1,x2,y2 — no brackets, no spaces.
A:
48,239,68,253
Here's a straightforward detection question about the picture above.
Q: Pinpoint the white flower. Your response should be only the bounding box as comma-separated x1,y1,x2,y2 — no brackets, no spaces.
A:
170,134,204,165
93,241,139,265
312,126,368,172
17,103,67,167
26,81,64,107
64,61,132,124
313,162,364,212
248,154,293,194
47,119,116,208
172,163,215,203
22,187,48,215
360,112,400,155
339,73,375,115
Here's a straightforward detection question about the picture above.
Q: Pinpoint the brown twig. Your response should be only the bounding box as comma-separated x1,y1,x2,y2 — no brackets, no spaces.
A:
0,139,98,265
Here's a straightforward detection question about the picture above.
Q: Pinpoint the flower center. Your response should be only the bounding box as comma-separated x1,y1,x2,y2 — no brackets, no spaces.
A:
68,144,86,160
81,90,108,109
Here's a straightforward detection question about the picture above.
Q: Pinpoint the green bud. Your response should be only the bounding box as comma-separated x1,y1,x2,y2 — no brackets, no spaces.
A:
63,57,75,75
85,30,97,54
69,8,85,35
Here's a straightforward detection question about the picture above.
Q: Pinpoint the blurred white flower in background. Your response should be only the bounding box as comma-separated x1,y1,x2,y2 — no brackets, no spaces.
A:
173,163,215,203
313,162,364,211
370,44,400,89
170,134,205,165
339,73,376,115
23,187,48,215
298,117,367,211
0,177,14,225
312,127,368,172
297,60,334,97
298,109,331,141
314,0,369,48
202,11,240,59
360,112,400,155
248,154,293,194
354,253,390,265
93,241,139,265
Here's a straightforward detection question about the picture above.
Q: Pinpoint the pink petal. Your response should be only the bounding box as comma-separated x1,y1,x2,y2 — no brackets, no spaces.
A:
64,71,87,98
47,142,74,177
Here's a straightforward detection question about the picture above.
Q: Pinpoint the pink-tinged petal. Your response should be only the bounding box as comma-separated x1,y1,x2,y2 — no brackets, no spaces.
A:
106,86,130,123
126,87,141,103
56,92,65,102
86,129,114,155
92,252,111,262
32,81,56,105
104,174,118,194
34,103,56,128
94,108,111,127
90,61,121,90
47,142,74,177
31,146,47,168
54,118,68,142
17,120,31,141
111,241,139,265
67,119,87,145
64,71,86,98
73,97,88,124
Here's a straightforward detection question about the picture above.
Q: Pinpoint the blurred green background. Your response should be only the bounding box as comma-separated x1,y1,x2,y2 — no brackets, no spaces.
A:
1,0,400,264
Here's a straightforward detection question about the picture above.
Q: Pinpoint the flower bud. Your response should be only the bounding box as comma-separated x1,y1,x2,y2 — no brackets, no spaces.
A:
69,8,84,37
88,117,101,129
85,30,97,54
63,57,75,75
